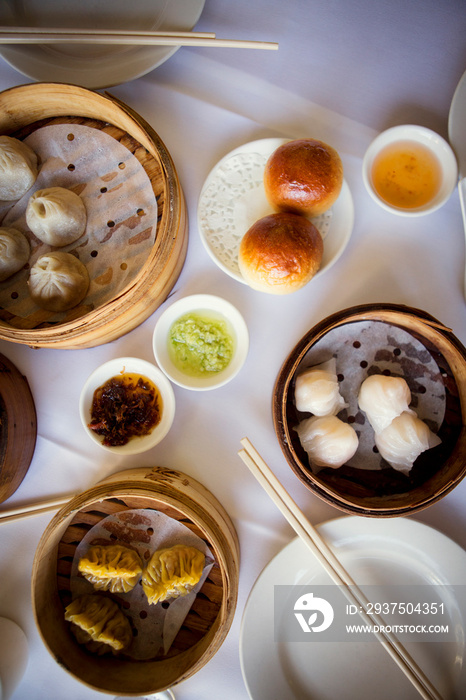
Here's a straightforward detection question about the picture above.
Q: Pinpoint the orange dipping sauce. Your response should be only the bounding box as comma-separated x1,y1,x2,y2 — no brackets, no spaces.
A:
371,140,442,209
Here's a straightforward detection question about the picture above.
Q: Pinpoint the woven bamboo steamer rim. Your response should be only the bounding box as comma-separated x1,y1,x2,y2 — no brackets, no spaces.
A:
31,466,240,695
0,82,188,349
273,302,466,517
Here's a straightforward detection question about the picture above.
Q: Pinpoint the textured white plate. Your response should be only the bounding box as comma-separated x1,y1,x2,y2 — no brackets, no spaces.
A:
0,0,205,88
198,138,354,284
240,516,466,700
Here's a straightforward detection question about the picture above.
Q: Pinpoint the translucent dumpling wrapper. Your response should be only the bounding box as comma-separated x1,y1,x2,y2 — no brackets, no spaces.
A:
0,227,30,281
295,414,359,469
0,135,38,201
28,251,89,312
374,411,442,474
65,594,133,653
78,544,143,593
26,186,87,246
358,374,414,433
142,544,205,606
294,358,348,416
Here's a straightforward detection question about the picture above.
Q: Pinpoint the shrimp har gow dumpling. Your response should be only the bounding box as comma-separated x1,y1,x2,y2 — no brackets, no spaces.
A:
358,374,413,433
294,357,347,416
65,594,132,653
0,135,38,201
0,227,30,281
374,411,442,474
142,544,205,606
26,186,87,246
295,414,359,469
28,251,89,312
78,544,143,593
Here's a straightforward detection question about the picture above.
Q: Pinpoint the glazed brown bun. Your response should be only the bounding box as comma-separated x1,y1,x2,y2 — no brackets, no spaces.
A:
238,212,323,295
263,138,343,217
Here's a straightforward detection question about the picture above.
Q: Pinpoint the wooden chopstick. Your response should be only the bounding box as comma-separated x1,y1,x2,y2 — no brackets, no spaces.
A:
0,27,279,50
238,438,443,700
0,494,73,524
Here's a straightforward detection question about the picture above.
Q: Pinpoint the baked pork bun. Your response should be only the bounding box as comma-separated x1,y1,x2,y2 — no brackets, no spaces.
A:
238,212,323,295
264,138,343,217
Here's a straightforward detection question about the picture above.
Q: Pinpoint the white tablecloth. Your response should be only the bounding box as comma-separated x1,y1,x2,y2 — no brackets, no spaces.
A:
0,1,465,698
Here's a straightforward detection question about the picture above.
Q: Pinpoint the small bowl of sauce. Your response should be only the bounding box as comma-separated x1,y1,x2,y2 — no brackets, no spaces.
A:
153,294,249,391
362,125,458,216
80,357,175,453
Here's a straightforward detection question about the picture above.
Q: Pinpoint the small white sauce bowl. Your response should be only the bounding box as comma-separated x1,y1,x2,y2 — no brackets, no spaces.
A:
153,294,249,391
79,357,175,454
362,124,458,216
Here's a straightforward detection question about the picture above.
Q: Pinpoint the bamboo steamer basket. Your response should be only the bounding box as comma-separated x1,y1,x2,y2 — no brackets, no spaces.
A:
273,303,466,517
0,352,36,503
32,466,239,696
0,83,188,349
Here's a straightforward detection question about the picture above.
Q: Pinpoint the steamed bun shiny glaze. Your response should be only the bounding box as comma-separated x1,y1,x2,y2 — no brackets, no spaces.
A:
263,138,343,217
238,212,323,294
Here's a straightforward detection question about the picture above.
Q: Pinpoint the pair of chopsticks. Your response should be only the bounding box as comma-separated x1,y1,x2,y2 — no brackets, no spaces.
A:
0,26,278,50
238,438,443,700
0,494,73,524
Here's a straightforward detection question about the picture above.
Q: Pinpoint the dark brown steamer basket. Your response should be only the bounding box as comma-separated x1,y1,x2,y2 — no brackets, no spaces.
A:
273,303,466,517
0,83,188,349
32,467,239,696
0,352,36,503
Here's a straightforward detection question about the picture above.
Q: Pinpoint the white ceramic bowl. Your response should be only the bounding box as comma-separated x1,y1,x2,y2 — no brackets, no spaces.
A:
153,294,249,391
362,124,458,216
79,357,175,454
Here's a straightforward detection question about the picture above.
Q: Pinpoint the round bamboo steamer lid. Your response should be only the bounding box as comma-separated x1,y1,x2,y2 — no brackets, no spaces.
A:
0,352,37,503
273,303,466,517
0,83,188,349
31,466,239,696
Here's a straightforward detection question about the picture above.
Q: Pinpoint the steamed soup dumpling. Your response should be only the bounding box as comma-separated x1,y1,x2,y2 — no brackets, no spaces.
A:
78,544,143,594
28,251,89,312
26,186,87,246
0,135,38,201
0,227,30,281
358,374,413,433
294,358,347,416
295,414,359,469
374,411,442,474
142,544,205,606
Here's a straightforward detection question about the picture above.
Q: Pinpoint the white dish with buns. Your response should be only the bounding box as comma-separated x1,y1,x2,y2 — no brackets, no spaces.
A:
197,137,354,286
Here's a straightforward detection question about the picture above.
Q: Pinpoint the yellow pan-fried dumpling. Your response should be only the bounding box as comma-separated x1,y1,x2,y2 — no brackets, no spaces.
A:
142,544,205,606
65,594,132,652
78,544,143,593
0,135,38,201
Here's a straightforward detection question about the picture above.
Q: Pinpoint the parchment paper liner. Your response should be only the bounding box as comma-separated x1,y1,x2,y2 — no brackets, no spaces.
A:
0,123,157,324
70,508,213,658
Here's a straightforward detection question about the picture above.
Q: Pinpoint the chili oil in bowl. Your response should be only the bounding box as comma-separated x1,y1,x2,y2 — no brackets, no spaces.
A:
79,357,175,454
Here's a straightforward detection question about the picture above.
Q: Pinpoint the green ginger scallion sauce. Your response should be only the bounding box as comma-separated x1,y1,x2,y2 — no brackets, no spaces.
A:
168,312,234,376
